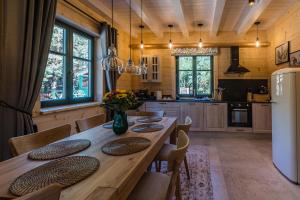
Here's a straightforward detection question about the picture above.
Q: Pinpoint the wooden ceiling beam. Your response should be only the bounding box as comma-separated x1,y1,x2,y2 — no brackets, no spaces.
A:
237,0,273,35
173,0,189,38
210,0,226,36
83,0,138,37
125,0,163,38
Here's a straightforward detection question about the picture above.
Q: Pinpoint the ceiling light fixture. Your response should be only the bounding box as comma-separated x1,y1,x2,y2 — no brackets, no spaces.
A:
138,0,147,75
255,21,261,48
101,0,123,73
122,0,140,75
249,0,255,6
197,23,204,48
168,24,173,49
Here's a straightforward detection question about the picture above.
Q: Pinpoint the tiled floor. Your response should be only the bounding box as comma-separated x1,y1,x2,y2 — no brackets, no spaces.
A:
190,132,300,200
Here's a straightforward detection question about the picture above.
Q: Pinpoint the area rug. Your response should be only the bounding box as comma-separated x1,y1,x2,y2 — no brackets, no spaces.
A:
153,145,213,200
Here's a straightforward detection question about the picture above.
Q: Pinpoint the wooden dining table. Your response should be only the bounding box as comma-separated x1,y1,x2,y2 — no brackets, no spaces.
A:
0,116,177,200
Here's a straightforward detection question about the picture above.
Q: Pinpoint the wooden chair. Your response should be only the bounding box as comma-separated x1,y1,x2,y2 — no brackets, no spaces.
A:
128,130,190,200
75,114,106,132
156,116,192,179
8,124,71,156
126,110,165,117
15,184,62,200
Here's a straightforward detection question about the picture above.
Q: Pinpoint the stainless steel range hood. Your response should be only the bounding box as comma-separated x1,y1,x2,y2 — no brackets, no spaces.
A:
225,46,250,74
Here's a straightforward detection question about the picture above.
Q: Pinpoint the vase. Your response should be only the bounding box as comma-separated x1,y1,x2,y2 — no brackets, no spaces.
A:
113,111,128,135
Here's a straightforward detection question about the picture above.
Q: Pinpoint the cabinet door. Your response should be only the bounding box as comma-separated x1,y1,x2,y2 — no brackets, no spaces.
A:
151,57,160,82
252,103,272,133
203,103,227,131
181,103,204,131
141,57,149,82
146,102,180,120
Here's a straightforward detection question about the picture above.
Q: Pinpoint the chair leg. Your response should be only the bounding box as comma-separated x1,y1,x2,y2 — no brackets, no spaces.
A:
155,161,161,172
175,174,182,200
183,156,190,179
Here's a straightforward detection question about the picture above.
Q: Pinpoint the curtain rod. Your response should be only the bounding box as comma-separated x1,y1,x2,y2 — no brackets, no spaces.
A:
62,0,103,24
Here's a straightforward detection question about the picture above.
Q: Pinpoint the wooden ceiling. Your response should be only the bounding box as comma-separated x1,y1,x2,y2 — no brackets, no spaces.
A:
80,0,298,37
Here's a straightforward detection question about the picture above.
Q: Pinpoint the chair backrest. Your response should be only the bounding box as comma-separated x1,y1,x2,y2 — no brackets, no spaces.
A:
176,116,192,135
166,130,190,200
15,184,62,200
8,124,71,156
75,114,106,132
126,111,165,117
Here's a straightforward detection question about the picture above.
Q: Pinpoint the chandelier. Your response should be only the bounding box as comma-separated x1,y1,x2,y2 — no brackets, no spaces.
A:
101,0,123,74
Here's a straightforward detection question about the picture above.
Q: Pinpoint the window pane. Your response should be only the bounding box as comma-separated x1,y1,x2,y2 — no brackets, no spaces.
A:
73,33,90,59
41,54,66,101
196,56,211,70
178,57,193,70
196,71,211,95
50,25,65,53
178,71,193,95
73,59,91,98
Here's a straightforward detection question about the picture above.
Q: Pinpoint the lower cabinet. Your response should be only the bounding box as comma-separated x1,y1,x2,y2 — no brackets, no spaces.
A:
180,103,204,131
252,103,272,133
146,102,181,121
203,103,227,131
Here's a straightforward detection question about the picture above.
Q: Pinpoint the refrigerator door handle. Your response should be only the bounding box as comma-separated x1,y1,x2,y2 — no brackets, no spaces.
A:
270,100,277,103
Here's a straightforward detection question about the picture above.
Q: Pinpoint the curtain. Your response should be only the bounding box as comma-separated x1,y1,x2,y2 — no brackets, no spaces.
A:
0,0,57,160
100,22,120,92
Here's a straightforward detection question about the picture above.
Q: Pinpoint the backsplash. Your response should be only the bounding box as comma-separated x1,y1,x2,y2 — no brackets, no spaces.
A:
218,79,268,101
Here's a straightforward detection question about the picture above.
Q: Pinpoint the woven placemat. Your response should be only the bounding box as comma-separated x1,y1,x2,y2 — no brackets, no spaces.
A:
28,139,91,160
103,121,135,129
136,117,163,123
131,124,164,133
101,137,151,156
9,156,99,196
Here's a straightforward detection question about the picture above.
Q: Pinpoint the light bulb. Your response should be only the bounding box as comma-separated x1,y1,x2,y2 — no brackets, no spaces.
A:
256,38,260,48
168,40,173,49
249,0,255,6
140,41,144,49
198,40,203,48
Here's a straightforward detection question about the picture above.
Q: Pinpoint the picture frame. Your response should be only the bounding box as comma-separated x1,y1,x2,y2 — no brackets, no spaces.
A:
275,41,290,65
289,50,300,67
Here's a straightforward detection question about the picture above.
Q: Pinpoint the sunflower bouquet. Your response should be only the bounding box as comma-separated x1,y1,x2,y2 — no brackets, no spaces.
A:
102,89,141,112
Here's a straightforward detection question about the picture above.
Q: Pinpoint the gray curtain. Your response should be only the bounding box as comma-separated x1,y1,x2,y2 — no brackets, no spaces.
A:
0,0,57,160
100,22,120,92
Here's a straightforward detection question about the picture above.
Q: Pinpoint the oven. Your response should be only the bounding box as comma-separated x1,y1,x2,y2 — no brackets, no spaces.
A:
228,102,252,127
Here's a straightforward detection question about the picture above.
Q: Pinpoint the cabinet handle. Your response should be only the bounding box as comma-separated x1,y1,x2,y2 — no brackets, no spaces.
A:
261,104,270,107
210,103,219,106
159,102,167,105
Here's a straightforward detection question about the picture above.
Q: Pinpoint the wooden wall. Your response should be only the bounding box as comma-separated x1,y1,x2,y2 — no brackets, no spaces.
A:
130,31,270,98
267,1,300,74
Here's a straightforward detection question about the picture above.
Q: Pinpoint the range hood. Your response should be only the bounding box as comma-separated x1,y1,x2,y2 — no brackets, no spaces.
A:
225,46,250,74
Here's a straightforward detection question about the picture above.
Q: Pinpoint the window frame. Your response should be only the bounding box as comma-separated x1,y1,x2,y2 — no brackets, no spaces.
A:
41,20,94,108
176,55,214,98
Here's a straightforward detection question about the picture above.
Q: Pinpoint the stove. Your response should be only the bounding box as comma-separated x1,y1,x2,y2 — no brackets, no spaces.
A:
228,102,252,127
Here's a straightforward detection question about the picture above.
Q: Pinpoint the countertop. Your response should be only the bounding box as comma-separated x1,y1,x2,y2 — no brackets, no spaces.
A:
140,99,271,104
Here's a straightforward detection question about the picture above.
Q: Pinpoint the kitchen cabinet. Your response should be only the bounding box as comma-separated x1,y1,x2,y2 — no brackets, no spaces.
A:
141,56,160,82
180,103,204,131
203,103,227,131
145,102,181,121
252,103,272,133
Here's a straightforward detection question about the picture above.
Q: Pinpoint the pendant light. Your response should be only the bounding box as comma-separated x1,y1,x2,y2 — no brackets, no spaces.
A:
249,0,255,6
255,21,261,48
123,0,139,75
168,24,173,49
197,23,203,48
138,0,147,75
101,0,123,73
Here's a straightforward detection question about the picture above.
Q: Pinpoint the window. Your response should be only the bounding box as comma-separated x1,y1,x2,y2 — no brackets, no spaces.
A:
176,56,213,98
40,21,94,107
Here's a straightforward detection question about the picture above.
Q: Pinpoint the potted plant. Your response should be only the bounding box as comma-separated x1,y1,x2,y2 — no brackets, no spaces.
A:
102,90,142,135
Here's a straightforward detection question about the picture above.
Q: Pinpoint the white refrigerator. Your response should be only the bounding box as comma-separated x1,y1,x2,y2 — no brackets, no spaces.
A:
271,68,300,184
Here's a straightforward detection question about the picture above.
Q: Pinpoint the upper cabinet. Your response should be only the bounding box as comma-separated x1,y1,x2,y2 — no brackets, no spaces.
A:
141,56,161,82
252,103,272,133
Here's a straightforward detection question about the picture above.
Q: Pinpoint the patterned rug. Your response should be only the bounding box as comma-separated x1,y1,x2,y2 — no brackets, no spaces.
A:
153,145,213,200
